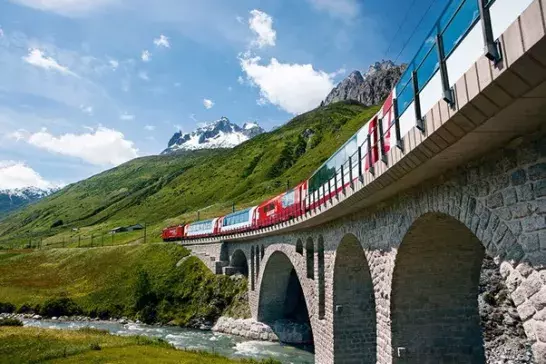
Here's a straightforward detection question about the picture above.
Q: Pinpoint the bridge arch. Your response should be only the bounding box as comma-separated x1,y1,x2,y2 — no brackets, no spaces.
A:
229,249,249,277
258,248,314,345
333,233,376,364
391,212,487,363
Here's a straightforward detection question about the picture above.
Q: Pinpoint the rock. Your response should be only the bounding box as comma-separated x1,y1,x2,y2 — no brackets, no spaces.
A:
323,61,405,107
118,319,128,325
32,315,42,320
51,317,58,321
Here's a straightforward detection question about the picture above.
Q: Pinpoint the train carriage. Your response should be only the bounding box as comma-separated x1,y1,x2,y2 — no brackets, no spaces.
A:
186,218,219,238
307,114,379,210
218,207,258,234
162,225,185,242
255,181,307,228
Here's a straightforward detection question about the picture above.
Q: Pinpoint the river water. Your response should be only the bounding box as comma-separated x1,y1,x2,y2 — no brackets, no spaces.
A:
22,319,315,364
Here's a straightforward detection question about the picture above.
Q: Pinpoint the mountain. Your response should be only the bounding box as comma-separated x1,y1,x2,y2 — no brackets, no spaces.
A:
0,187,58,217
162,117,265,154
0,102,378,245
323,60,405,107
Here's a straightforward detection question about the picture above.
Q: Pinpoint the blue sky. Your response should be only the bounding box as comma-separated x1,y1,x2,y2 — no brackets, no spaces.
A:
0,0,447,189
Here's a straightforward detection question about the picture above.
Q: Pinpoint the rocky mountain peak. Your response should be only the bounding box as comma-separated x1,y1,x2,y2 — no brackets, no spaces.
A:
162,117,265,154
322,60,405,107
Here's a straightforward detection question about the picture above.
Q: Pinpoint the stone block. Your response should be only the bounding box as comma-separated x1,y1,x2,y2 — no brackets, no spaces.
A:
521,272,544,299
503,188,518,206
529,163,546,181
518,300,537,321
512,169,528,186
520,233,540,253
536,180,546,198
523,216,546,233
532,287,546,312
537,321,546,342
531,343,546,364
517,184,535,202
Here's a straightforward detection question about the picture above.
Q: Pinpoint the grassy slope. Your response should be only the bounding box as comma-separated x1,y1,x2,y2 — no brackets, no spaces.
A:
0,327,276,364
0,102,379,246
0,245,249,325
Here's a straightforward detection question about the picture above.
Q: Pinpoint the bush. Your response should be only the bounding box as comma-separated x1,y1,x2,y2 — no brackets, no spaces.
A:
89,342,101,351
0,318,23,327
0,302,16,314
50,219,64,228
39,297,82,318
17,304,35,314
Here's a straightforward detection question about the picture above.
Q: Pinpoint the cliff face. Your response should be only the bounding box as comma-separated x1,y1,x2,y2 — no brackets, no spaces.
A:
323,60,405,107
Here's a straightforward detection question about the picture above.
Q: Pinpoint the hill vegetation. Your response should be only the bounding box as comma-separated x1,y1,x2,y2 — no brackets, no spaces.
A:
0,102,378,246
0,245,249,325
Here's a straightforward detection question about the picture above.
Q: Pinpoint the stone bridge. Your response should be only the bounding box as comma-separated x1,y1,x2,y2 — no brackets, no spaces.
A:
182,1,546,363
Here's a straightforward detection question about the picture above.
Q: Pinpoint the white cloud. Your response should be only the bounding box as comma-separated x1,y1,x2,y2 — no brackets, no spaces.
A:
306,0,359,19
227,86,233,92
236,16,244,24
237,76,245,85
248,10,276,48
330,67,347,78
11,127,138,166
153,34,170,48
0,161,54,190
120,113,135,121
23,48,76,76
109,59,119,70
9,0,117,16
80,105,93,115
144,125,155,131
203,99,214,109
0,27,4,38
141,50,151,62
138,71,149,81
240,55,335,114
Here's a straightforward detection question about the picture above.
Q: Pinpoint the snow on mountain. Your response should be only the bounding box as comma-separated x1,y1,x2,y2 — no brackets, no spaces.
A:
162,117,265,154
0,186,59,216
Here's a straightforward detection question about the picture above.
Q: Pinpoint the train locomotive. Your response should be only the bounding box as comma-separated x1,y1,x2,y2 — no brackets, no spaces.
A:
162,91,394,242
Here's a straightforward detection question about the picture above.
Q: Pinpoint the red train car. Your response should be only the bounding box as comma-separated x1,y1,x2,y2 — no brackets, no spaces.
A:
255,181,307,228
162,225,185,242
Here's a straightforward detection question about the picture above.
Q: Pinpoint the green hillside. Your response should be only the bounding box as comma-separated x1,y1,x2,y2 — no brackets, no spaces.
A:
0,245,249,325
0,102,378,246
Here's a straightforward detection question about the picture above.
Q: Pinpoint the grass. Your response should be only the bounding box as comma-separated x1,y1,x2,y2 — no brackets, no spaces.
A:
0,102,379,246
0,326,279,364
0,245,250,325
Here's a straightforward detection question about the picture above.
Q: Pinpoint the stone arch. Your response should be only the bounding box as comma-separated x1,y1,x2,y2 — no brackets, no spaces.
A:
391,212,486,364
333,233,377,364
306,237,314,279
260,245,265,259
317,236,325,320
258,250,314,345
296,239,303,255
229,249,249,277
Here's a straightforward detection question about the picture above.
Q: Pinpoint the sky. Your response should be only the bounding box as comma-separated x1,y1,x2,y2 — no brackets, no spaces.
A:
0,0,448,189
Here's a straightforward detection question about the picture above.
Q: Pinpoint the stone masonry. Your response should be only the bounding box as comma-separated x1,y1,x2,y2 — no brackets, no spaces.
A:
185,130,546,364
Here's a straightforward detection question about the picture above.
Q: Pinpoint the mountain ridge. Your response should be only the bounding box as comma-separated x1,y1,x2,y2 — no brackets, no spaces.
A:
162,117,265,154
0,186,58,217
323,60,405,107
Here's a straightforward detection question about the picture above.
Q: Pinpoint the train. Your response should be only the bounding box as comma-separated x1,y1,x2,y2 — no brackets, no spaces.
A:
162,91,395,242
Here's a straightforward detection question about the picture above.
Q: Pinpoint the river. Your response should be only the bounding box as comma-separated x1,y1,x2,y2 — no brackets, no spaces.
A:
22,319,315,364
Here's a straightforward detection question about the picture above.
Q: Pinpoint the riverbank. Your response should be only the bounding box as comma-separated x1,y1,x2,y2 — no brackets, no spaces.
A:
0,325,280,364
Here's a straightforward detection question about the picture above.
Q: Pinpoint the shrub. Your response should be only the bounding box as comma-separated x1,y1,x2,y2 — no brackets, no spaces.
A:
0,302,16,314
39,297,82,317
0,318,23,327
17,304,35,314
50,219,64,228
89,342,101,351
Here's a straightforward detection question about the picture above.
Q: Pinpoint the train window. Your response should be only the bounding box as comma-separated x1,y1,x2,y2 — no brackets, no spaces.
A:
282,191,295,208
